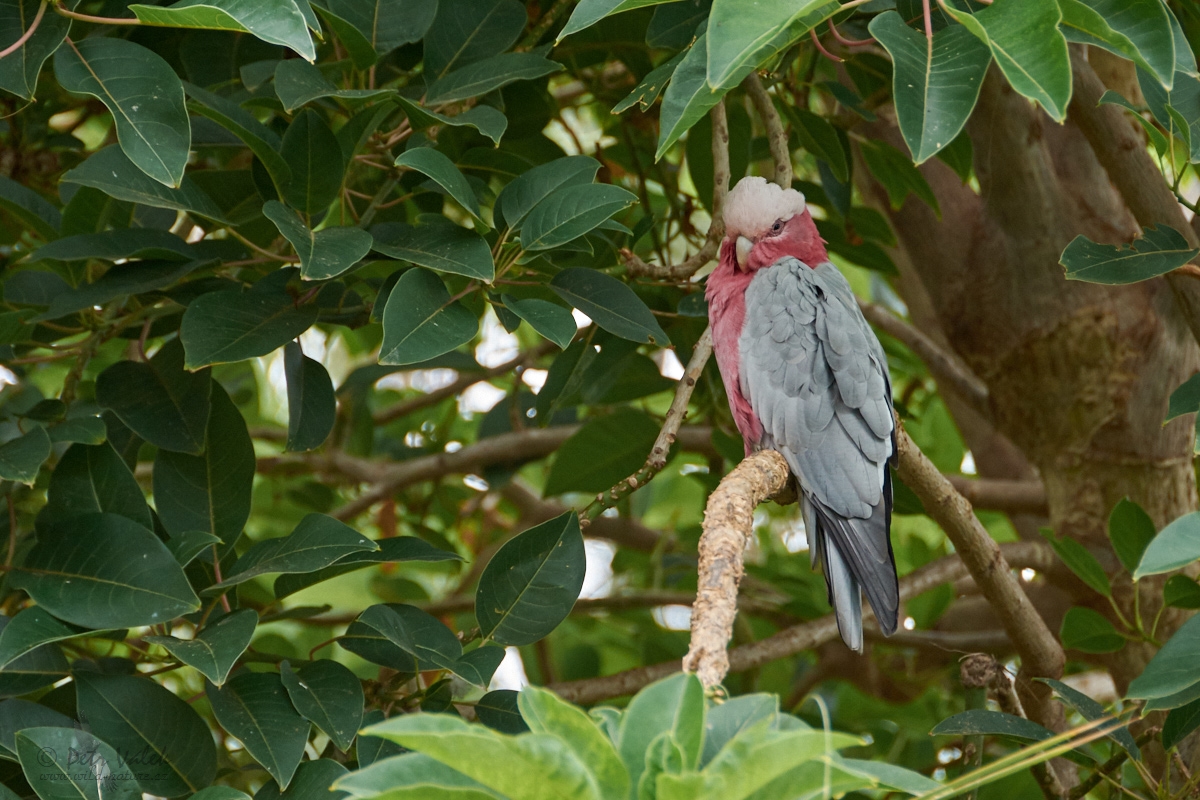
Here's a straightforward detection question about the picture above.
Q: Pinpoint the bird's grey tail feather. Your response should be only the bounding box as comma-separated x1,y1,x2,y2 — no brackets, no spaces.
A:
823,540,863,652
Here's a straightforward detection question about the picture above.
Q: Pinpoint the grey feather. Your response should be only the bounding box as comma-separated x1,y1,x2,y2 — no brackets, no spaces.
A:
739,258,899,647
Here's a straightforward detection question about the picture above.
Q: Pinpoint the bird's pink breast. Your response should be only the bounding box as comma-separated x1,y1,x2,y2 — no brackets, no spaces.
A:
706,239,764,450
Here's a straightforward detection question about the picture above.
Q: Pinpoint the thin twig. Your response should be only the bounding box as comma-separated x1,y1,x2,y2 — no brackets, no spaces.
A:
0,1,46,59
744,73,792,189
53,2,140,24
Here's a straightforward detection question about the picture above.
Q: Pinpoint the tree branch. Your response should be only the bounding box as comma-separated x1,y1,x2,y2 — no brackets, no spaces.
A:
945,476,1048,515
744,73,792,189
501,480,663,552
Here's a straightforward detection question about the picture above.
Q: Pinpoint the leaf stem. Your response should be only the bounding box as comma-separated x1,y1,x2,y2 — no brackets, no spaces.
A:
0,0,47,60
52,1,141,25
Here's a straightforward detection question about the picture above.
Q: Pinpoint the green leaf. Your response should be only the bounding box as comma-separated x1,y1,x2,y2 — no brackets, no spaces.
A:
1060,606,1125,653
1038,678,1140,759
339,603,463,672
544,409,659,495
932,709,1058,740
0,608,88,670
784,106,849,183
1058,0,1174,88
426,53,564,104
550,268,670,346
520,184,636,251
180,283,318,369
519,686,629,800
334,751,502,798
274,537,461,597
46,417,106,445
185,82,292,196
192,788,252,800
424,0,526,80
96,340,210,455
613,52,683,114
1140,68,1200,161
0,699,73,758
559,0,676,39
146,608,258,686
327,0,436,59
75,672,217,796
859,140,941,213
1060,225,1197,284
54,37,191,188
706,0,839,90
206,671,311,789
16,727,141,800
1127,614,1200,702
476,690,529,734
32,228,196,263
657,34,722,160
214,513,378,589
273,59,394,112
0,176,61,240
1167,372,1200,422
1163,696,1200,751
501,295,577,349
264,201,373,281
393,147,483,223
475,511,586,646
153,383,255,544
38,442,151,529
496,156,600,231
379,268,479,365
166,530,222,566
701,694,778,766
1134,510,1200,578
618,673,704,788
869,11,991,163
0,0,72,101
360,714,598,800
830,756,942,795
395,96,507,146
452,645,506,686
943,0,1072,122
1041,529,1110,596
280,660,364,752
129,0,315,60
281,110,346,215
1164,574,1200,608
256,759,350,800
283,342,336,452
62,146,229,223
0,428,49,485
1108,497,1157,573
371,219,495,281
9,512,200,629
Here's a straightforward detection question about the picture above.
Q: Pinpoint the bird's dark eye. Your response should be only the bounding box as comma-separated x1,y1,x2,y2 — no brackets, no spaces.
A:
770,219,783,235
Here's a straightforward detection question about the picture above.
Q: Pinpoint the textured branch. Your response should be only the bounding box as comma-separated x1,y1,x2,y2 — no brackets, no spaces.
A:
858,299,991,420
550,540,1053,704
501,481,662,552
744,73,792,189
945,476,1048,515
683,449,792,687
624,100,729,280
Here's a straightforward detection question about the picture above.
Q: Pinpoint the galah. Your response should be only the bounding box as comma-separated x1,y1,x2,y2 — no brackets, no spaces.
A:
706,176,899,651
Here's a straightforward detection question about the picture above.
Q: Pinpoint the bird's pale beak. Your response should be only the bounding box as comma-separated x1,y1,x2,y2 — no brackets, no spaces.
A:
735,236,752,270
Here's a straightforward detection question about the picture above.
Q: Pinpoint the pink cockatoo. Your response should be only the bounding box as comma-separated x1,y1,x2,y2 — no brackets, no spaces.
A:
706,176,898,651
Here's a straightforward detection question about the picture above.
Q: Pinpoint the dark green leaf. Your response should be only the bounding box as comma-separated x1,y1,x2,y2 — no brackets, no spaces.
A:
476,511,585,646
785,106,849,183
705,0,839,90
345,711,402,768
1060,606,1125,653
393,147,483,223
30,228,194,263
521,183,636,251
0,699,73,758
207,672,310,789
501,295,577,349
612,52,682,114
1108,497,1157,573
379,268,479,365
1167,372,1200,422
395,96,507,146
426,53,564,104
264,201,373,281
657,34,721,159
256,758,349,800
424,0,526,79
180,283,318,368
0,176,61,239
0,0,71,101
48,417,105,446
153,383,255,543
1041,529,1111,597
284,342,336,452
186,83,292,195
451,645,506,687
273,59,394,112
146,608,258,686
281,110,345,215
544,408,659,495
327,0,436,59
129,0,315,60
1164,575,1200,609
1163,697,1200,751
62,146,229,223
496,156,600,231
1100,89,1171,157
1060,225,1197,284
1127,614,1200,703
76,672,217,796
0,608,87,670
944,0,1072,122
274,537,461,598
1134,510,1200,578
371,219,495,281
96,340,211,455
1038,678,1140,759
9,513,200,629
559,0,676,39
869,11,990,163
16,727,141,800
280,660,364,752
54,37,190,187
340,603,462,672
215,513,378,589
166,530,222,566
550,268,670,345
831,757,942,795
0,427,49,485
618,672,705,787
1058,0,1174,88
476,690,529,734
38,258,207,322
858,140,940,213
38,441,151,530
931,709,1058,740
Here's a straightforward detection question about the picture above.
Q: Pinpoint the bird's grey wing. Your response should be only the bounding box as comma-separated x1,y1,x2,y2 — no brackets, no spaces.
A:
740,258,898,636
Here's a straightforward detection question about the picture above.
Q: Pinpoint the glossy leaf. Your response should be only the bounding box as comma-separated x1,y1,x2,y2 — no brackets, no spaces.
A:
701,694,778,766
16,727,141,800
423,0,526,79
943,0,1071,122
379,268,479,365
214,513,378,589
283,341,336,452
166,530,222,566
1167,372,1200,422
54,37,190,188
1108,497,1157,573
333,751,499,798
62,146,228,223
396,96,508,146
273,59,394,112
186,83,291,195
0,176,60,240
0,699,73,758
340,603,462,672
281,110,346,214
153,384,255,543
371,219,495,281
869,11,990,164
274,537,461,597
129,0,315,61
1039,678,1140,759
784,106,849,183
327,0,436,59
394,147,483,222
280,660,364,752
476,511,586,646
1060,606,1125,653
550,268,670,345
0,427,49,484
256,759,350,800
146,608,258,686
9,513,200,629
1164,575,1200,609
264,200,373,281
520,183,636,251
1058,0,1174,88
618,672,705,787
501,295,577,349
451,645,506,687
931,708,1057,740
476,690,529,734
519,686,629,800
1140,68,1200,162
1163,697,1200,751
1041,529,1110,597
0,0,71,101
32,228,195,263
613,52,682,113
206,672,311,789
559,0,675,39
1134,510,1200,578
426,53,564,104
96,339,211,455
657,34,721,160
1061,225,1197,284
496,156,600,231
706,0,839,90
1127,614,1200,702
544,409,660,495
858,140,940,213
75,672,217,796
0,607,87,670
180,282,318,368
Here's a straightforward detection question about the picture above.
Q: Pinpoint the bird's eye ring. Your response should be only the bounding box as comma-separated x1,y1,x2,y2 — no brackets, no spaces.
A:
770,219,783,235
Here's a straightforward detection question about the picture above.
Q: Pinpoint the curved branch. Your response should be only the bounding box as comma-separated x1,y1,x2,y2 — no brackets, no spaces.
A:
744,73,792,189
945,475,1047,515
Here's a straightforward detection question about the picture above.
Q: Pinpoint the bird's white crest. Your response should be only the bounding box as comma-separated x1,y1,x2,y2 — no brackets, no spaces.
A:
723,176,807,240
